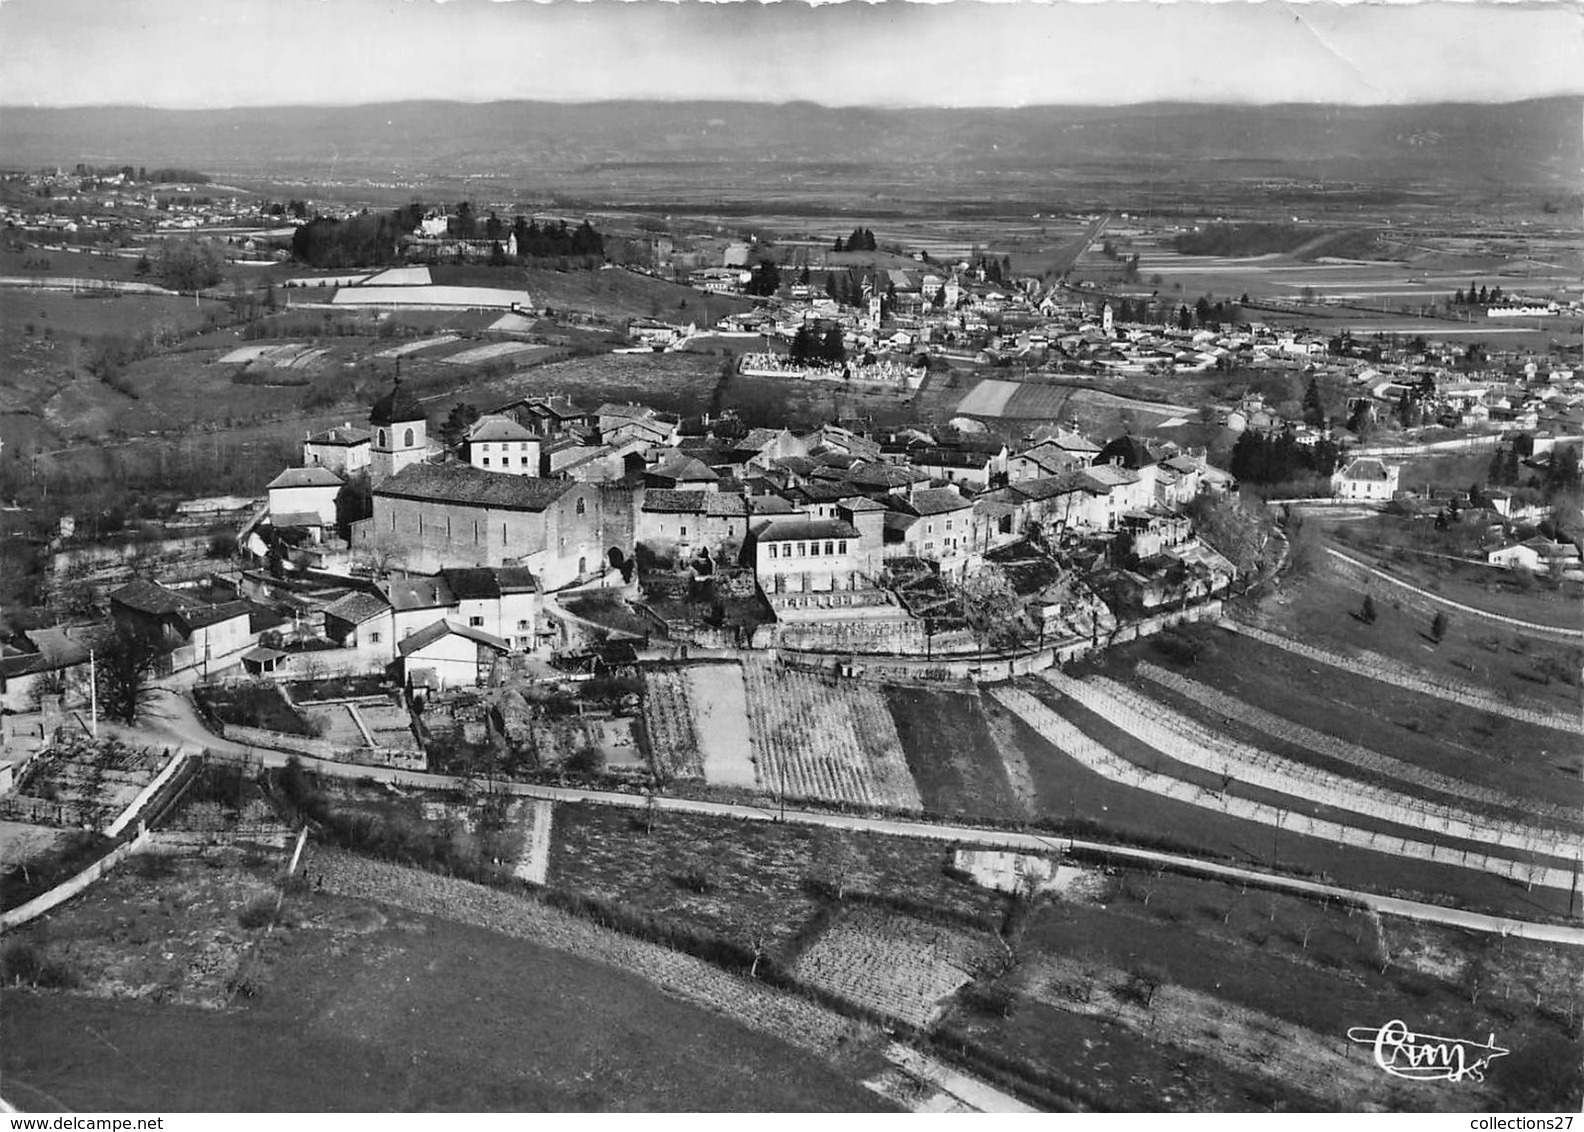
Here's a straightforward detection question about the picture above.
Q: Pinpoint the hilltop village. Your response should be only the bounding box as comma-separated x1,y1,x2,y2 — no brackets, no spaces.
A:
3,144,1583,1114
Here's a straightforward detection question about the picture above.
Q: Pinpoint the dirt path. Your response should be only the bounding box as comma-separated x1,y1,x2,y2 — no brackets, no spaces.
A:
509,799,554,885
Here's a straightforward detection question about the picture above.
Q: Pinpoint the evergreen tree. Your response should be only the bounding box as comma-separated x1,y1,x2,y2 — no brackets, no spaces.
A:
820,325,845,365
824,274,839,302
439,402,481,451
1302,374,1325,426
1477,286,1489,305
789,325,815,366
1177,305,1193,331
1454,289,1466,305
1361,594,1377,624
833,236,845,253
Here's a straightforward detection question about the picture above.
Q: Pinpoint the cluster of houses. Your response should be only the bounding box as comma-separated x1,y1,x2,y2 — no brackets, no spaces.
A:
131,371,1254,690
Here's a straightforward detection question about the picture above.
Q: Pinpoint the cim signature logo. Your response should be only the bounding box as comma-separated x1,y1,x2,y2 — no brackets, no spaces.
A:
1347,1019,1510,1083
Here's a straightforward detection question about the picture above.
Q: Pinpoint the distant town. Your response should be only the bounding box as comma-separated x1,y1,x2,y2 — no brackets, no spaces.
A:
3,153,1581,1115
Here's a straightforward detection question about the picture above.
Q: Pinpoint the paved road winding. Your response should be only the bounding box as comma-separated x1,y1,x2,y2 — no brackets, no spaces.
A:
117,689,1584,947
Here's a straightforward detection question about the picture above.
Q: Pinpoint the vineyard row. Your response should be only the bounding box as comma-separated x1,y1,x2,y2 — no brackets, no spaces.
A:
1136,660,1581,827
989,687,1574,892
1221,619,1583,736
1049,670,1571,860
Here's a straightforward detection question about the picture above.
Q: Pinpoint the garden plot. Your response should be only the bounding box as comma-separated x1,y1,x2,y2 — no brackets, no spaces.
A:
439,341,543,366
587,716,642,770
792,905,1005,1029
358,701,419,753
688,663,756,789
302,704,364,748
640,666,703,780
741,662,923,809
372,334,459,358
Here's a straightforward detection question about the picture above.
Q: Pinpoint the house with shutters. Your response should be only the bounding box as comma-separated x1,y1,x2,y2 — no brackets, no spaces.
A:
303,423,372,474
1330,457,1400,502
466,415,541,475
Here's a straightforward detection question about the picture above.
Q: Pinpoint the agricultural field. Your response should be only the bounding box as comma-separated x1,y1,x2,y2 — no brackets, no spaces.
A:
1,846,885,1113
793,905,1007,1029
690,663,757,788
936,855,1582,1112
639,665,705,780
1127,623,1583,808
1003,674,1576,915
883,686,1030,819
641,660,923,809
547,802,1008,962
742,661,923,810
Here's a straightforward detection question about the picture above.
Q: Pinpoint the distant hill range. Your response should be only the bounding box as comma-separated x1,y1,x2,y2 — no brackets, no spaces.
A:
2,99,1578,190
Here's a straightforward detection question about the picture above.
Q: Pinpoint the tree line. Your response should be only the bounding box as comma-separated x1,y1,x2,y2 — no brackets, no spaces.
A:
786,323,846,367
834,228,877,253
69,164,211,184
1228,427,1341,485
293,205,607,269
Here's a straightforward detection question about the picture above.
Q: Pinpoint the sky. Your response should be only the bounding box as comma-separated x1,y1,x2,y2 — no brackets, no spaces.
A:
0,0,1579,109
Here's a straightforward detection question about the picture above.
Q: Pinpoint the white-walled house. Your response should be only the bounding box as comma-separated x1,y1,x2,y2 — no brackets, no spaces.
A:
439,567,539,652
466,415,542,475
752,517,864,596
303,423,372,474
1331,457,1400,502
397,620,510,690
267,466,343,528
322,591,394,667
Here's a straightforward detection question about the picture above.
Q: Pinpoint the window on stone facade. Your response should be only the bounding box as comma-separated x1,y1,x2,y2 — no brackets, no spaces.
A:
680,526,688,538
576,498,586,515
369,632,382,644
824,541,833,555
378,429,387,448
483,457,490,467
797,542,806,556
838,540,847,554
769,545,777,558
482,443,490,452
810,542,819,556
946,519,953,530
469,616,484,627
404,428,414,447
521,458,530,467
517,620,530,630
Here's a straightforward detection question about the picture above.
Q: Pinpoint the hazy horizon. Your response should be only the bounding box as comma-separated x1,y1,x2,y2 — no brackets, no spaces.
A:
2,0,1580,110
